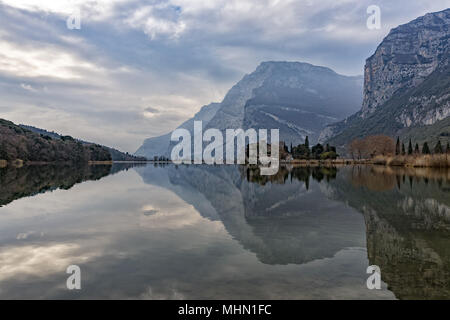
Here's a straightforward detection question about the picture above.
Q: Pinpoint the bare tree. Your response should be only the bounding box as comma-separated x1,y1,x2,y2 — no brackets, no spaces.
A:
348,135,395,159
363,135,395,157
348,139,364,160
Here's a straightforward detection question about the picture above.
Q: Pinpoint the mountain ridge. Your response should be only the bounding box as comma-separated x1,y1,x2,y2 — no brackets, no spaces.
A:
135,61,363,159
322,8,450,150
0,118,112,163
19,123,146,161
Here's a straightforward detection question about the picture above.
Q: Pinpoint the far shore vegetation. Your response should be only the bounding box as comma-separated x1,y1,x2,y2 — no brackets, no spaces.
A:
0,118,147,166
136,134,450,169
250,135,450,168
2,116,448,169
348,135,450,168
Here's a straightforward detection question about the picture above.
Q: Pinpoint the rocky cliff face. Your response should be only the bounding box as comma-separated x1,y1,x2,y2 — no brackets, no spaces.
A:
395,56,450,127
322,8,450,148
362,9,450,116
136,61,362,158
206,61,362,144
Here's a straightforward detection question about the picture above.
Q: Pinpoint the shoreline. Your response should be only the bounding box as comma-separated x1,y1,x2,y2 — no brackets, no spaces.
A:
1,156,449,168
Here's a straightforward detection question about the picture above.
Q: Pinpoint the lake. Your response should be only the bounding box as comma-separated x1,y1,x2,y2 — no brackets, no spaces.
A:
0,163,449,299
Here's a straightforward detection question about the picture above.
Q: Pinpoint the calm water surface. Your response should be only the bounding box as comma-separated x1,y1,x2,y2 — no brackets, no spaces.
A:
0,163,449,299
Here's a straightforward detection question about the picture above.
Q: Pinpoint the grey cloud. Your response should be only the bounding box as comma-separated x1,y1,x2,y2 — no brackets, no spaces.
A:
0,0,449,152
144,106,160,114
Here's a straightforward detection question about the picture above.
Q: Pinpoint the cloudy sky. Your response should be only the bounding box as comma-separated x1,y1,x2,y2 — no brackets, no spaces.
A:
0,0,448,152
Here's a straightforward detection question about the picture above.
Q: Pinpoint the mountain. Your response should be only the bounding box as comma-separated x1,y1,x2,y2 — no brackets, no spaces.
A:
135,61,363,159
19,124,62,140
107,147,146,162
135,103,221,159
322,9,450,150
20,123,146,161
0,118,111,163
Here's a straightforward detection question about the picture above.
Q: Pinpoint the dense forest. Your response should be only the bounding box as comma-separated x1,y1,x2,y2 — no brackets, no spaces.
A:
20,123,147,161
0,118,112,163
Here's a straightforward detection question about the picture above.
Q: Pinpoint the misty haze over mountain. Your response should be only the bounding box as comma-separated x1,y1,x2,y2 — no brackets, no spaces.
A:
136,61,363,159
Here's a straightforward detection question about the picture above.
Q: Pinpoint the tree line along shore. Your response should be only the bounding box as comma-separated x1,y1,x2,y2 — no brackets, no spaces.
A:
0,118,147,167
2,116,448,169
347,135,449,168
146,135,450,168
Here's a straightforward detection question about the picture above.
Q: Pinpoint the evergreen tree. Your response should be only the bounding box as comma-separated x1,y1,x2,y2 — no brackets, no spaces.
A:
434,141,443,154
408,139,413,155
290,142,293,153
401,143,405,155
311,143,324,160
422,142,430,154
304,136,309,149
292,144,310,160
395,137,400,155
414,143,420,154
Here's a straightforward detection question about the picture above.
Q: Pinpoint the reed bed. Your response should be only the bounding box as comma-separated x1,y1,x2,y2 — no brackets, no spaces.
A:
372,154,450,168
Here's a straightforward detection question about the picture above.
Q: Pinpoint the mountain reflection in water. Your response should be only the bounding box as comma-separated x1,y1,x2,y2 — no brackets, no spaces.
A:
139,164,450,299
0,163,448,299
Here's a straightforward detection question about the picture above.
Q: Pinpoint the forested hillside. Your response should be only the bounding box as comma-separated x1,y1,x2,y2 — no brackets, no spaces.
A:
20,123,146,161
0,119,112,163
